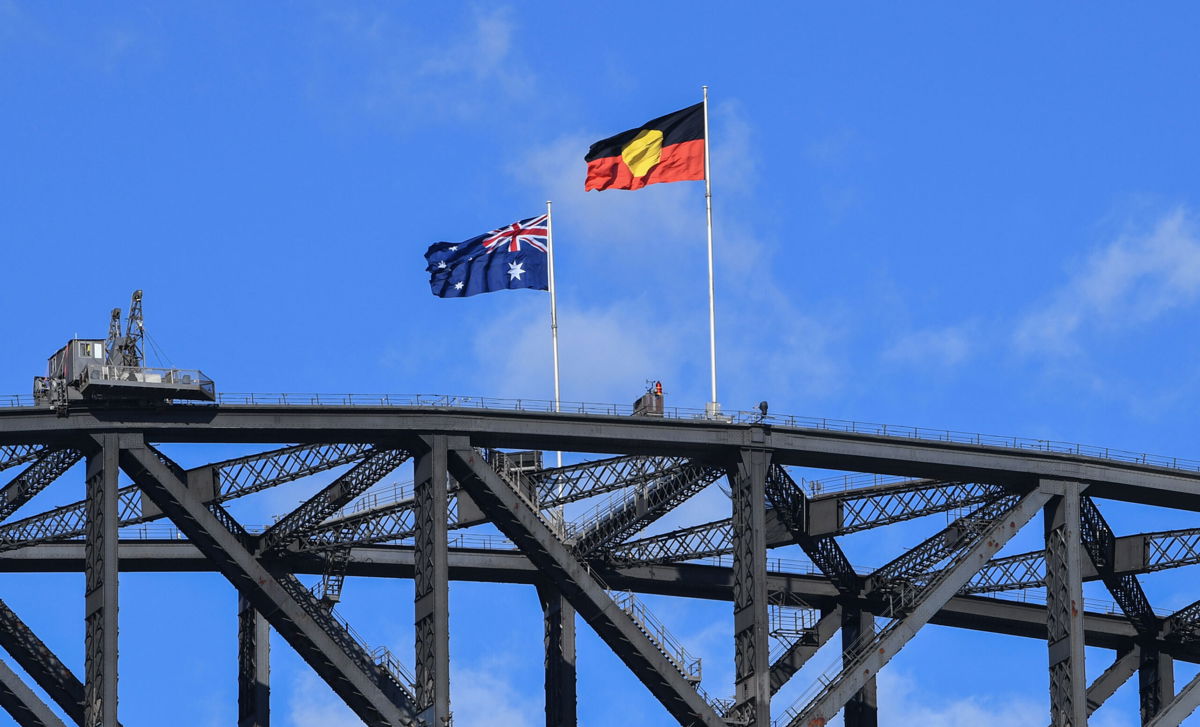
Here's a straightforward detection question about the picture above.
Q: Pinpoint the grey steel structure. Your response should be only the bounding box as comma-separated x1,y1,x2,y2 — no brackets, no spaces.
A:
0,397,1199,726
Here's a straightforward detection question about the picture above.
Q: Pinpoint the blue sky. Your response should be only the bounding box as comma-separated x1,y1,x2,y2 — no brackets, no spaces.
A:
3,2,1200,725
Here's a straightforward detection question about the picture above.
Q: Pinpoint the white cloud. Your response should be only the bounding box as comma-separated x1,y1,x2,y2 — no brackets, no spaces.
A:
449,663,540,727
470,297,686,403
875,669,1043,727
287,672,361,727
284,665,539,727
884,324,974,368
312,6,537,126
1016,208,1200,355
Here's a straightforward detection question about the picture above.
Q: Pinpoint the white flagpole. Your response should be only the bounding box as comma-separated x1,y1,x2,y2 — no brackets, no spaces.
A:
546,200,563,469
703,85,719,417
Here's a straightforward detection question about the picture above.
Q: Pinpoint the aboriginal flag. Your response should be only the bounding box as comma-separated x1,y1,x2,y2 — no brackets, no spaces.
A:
584,103,705,191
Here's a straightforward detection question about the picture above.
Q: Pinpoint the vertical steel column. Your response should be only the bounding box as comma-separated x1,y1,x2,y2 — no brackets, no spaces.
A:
731,447,771,726
413,436,450,725
842,608,878,727
238,594,270,727
84,435,118,727
537,583,577,727
1044,482,1086,727
1139,647,1173,725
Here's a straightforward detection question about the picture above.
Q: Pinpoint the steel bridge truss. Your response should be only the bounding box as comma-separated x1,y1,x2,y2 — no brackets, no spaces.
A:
0,408,1197,726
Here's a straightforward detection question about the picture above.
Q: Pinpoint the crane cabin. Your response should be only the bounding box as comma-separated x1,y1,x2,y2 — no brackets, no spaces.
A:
33,290,215,412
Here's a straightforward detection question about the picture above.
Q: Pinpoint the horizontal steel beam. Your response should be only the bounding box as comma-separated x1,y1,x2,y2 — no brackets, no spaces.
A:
0,407,1198,508
0,541,1172,659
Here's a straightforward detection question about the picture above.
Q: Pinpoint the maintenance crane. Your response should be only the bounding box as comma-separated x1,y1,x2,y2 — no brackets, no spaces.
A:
33,290,215,413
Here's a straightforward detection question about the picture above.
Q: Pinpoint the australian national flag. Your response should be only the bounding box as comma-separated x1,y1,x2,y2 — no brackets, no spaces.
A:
425,215,550,298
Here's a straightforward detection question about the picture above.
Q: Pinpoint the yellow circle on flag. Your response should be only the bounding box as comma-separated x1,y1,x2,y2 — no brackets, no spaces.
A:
621,129,664,178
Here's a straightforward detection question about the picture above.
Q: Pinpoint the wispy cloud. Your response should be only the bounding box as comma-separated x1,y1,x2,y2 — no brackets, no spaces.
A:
450,662,540,727
286,672,361,727
884,324,974,368
311,6,537,127
470,297,686,403
1015,207,1200,355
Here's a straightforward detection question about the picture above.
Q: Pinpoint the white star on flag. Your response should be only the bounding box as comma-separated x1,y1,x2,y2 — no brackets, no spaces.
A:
454,281,464,290
437,261,447,269
507,261,525,280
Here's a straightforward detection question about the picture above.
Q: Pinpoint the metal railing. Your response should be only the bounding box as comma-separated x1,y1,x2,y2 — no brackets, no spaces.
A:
608,589,703,683
5,389,1196,477
82,364,214,391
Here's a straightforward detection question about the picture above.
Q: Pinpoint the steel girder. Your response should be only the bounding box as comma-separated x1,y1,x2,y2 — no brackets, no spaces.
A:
841,608,877,727
204,442,376,501
0,442,372,553
0,446,47,474
610,519,734,566
0,597,91,726
1082,647,1140,718
0,448,82,523
537,583,577,727
569,459,723,558
1146,668,1200,727
729,449,770,726
964,524,1200,596
532,455,693,507
83,435,119,727
809,479,1007,536
297,454,695,555
763,465,860,596
118,439,421,726
257,448,409,554
780,489,1051,727
1045,484,1087,727
411,437,450,724
238,595,270,727
11,405,1200,509
1079,496,1158,637
444,446,725,727
0,658,66,727
768,607,841,696
1077,495,1164,722
612,476,1002,570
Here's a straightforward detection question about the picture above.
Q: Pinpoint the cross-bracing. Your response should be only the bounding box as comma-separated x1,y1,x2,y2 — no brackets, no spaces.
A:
0,399,1198,726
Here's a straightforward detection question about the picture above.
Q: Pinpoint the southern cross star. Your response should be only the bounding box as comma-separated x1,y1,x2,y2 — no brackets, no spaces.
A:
507,261,525,280
437,261,447,269
454,281,464,290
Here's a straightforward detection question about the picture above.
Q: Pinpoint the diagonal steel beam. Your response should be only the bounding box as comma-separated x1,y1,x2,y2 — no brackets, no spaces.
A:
0,446,47,475
0,658,67,727
1079,496,1158,637
258,448,409,554
0,443,370,553
0,449,82,523
0,598,86,725
764,465,860,596
204,443,376,501
610,519,734,566
769,607,841,696
569,460,723,557
809,479,1007,536
1088,647,1140,717
780,488,1051,727
532,455,692,507
118,439,421,726
1146,668,1200,727
445,446,725,727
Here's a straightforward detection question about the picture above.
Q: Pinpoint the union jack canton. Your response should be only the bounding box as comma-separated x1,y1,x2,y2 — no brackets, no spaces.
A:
424,214,550,299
